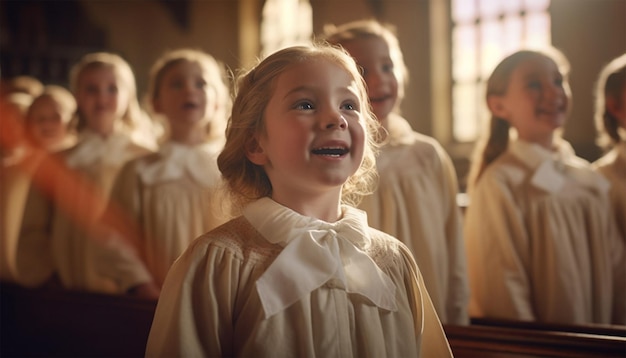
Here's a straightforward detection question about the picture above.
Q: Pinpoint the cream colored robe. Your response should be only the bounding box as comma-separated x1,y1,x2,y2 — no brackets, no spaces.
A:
17,130,152,292
1,147,45,284
146,198,452,358
103,141,229,289
465,139,625,324
358,114,469,325
593,141,626,323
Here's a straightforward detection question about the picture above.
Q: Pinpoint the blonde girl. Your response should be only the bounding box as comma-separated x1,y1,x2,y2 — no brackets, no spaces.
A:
25,85,77,152
146,44,452,357
16,52,154,293
592,53,626,323
98,49,232,297
464,48,625,324
324,19,469,325
593,53,626,237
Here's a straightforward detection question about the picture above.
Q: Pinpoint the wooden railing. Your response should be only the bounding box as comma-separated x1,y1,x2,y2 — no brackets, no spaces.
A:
2,282,625,357
1,282,156,357
445,319,626,358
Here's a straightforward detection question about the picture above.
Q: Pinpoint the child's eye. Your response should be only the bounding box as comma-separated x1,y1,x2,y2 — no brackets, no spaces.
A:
196,79,207,89
85,85,98,95
341,101,358,111
295,101,314,110
108,85,118,94
527,80,542,90
554,77,564,87
382,63,394,73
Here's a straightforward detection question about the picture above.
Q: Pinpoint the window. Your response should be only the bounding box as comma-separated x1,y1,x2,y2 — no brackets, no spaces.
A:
260,0,313,58
451,0,551,142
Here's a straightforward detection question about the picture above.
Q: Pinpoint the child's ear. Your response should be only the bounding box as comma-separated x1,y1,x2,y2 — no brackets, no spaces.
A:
245,136,268,165
487,94,508,119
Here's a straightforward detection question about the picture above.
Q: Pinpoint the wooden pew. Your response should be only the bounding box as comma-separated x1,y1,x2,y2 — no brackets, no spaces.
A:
445,318,626,358
3,282,625,357
1,282,156,357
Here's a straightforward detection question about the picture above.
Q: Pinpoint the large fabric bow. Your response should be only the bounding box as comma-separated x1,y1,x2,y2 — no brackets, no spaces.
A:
138,141,222,186
65,130,134,168
244,198,398,319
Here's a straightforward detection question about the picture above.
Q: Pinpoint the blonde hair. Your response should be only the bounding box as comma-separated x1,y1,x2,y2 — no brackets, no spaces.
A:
217,43,381,212
25,85,77,148
467,47,571,191
594,53,626,149
69,52,145,134
147,48,231,143
4,75,44,97
323,19,408,104
27,85,77,125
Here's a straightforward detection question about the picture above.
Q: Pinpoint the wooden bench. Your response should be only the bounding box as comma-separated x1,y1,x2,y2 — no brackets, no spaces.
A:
1,282,156,357
445,318,626,358
2,282,625,357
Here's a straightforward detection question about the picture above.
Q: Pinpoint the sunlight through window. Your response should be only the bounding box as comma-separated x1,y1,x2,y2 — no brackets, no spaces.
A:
261,0,313,58
451,0,551,142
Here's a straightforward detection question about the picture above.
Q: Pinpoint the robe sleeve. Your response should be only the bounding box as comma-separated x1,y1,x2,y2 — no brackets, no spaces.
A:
94,160,154,292
464,172,535,321
15,183,55,287
437,144,470,325
397,242,453,358
145,239,239,357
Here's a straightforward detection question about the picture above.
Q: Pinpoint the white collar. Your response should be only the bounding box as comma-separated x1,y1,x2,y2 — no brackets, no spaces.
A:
508,139,609,193
65,129,136,168
138,140,222,186
244,197,397,319
385,114,416,146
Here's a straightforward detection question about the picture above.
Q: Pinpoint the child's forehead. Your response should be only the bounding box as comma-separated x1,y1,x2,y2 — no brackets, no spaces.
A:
79,65,119,82
274,58,358,90
513,55,561,78
163,59,205,75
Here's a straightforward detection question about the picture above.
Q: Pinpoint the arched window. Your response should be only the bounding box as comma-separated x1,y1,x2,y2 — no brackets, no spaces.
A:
451,0,551,142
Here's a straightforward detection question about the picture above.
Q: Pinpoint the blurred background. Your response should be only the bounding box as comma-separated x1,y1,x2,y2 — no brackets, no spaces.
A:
2,0,625,189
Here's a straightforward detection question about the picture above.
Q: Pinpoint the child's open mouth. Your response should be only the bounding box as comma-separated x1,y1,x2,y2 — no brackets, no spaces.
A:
311,147,349,157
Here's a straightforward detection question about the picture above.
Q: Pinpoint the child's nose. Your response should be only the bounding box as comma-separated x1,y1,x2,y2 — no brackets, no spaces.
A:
321,111,348,130
543,83,565,102
367,70,385,88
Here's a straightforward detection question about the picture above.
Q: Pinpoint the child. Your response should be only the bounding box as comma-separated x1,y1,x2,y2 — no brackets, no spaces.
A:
1,85,74,283
145,44,452,357
593,53,626,239
324,19,470,325
592,52,626,323
16,52,155,292
0,98,44,283
464,48,625,324
25,85,77,152
96,49,232,297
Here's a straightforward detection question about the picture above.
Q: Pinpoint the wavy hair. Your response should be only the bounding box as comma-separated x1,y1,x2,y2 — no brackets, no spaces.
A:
217,43,381,212
594,53,626,149
147,48,231,144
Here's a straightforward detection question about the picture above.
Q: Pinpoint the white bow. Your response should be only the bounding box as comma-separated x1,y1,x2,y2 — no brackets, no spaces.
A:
245,198,398,319
509,139,610,194
65,130,134,168
138,141,222,186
